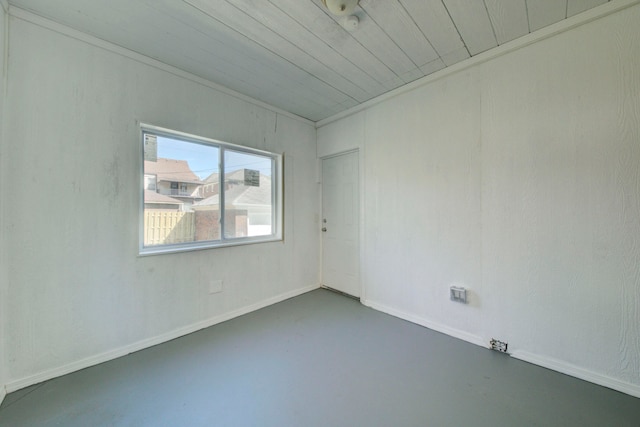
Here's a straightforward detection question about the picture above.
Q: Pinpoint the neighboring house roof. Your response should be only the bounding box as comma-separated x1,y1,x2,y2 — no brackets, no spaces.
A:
193,195,218,208
202,171,219,184
225,169,248,183
144,158,202,184
144,189,183,205
193,174,272,209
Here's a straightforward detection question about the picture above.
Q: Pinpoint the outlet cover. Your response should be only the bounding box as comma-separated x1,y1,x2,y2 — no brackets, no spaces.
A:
209,280,223,294
490,339,508,353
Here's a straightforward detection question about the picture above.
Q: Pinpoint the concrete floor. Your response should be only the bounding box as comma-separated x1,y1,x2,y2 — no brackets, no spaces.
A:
1,289,639,426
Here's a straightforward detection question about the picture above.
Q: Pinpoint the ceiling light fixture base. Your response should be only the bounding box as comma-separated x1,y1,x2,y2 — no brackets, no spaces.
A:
322,0,359,16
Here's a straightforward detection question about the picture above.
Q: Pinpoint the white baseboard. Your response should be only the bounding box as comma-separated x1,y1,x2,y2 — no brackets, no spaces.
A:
511,350,640,398
5,284,320,394
362,299,486,348
363,300,640,398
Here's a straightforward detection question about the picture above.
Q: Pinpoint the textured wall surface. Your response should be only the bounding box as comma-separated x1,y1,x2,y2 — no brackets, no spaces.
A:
3,14,319,385
318,5,640,394
0,0,8,404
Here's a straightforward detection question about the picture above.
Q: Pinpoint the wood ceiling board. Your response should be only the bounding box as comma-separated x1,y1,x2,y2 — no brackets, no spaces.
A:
441,47,470,66
128,1,346,116
12,0,347,119
152,50,324,121
443,0,498,55
358,0,439,68
373,74,407,93
10,0,138,42
526,0,568,31
225,0,386,99
30,0,355,120
398,0,467,58
9,0,619,122
567,0,609,17
485,0,530,45
420,58,446,76
310,0,417,78
399,67,427,84
129,0,354,117
268,0,402,91
184,0,367,103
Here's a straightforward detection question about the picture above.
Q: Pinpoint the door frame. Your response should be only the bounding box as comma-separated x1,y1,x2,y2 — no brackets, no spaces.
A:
320,149,364,300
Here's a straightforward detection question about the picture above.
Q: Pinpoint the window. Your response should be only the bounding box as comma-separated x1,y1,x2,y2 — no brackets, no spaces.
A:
144,174,156,191
140,124,283,255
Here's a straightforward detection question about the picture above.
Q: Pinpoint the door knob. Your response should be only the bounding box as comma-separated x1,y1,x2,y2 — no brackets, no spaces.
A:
322,227,327,232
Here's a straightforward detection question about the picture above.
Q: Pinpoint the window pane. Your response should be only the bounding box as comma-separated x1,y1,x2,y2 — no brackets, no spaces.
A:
223,150,273,239
140,125,282,255
143,133,220,246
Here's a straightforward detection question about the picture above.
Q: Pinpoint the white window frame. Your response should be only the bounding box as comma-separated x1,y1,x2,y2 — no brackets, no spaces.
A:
139,124,283,256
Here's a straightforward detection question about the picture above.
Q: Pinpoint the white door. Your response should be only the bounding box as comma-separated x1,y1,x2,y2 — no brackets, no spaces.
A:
322,151,360,297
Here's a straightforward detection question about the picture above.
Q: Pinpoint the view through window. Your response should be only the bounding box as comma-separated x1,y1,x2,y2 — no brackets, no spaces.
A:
141,126,281,254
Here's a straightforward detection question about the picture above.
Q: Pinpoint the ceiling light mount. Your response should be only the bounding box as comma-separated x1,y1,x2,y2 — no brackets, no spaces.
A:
322,0,359,16
343,15,359,31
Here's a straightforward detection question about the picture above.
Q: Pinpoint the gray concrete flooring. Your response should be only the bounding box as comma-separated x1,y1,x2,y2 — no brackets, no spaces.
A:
1,289,639,426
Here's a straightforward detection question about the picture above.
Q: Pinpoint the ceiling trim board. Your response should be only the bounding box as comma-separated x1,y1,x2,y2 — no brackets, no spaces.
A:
316,0,639,128
8,6,314,127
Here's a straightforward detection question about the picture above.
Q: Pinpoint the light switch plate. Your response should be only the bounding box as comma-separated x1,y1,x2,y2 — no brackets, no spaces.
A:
450,286,467,303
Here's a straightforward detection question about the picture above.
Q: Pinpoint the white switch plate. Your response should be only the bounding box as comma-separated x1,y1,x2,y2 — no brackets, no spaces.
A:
209,280,223,294
450,286,467,303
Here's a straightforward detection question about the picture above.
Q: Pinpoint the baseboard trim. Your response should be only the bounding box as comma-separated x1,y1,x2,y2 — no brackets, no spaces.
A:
363,300,640,398
362,299,486,348
5,284,320,393
511,350,640,398
0,386,6,407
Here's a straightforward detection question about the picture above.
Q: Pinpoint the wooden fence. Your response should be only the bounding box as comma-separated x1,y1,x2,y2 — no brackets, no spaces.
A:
144,211,195,245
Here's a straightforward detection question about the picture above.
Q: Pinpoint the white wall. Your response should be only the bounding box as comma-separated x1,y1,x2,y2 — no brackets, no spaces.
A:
318,5,640,396
0,0,9,405
3,12,319,390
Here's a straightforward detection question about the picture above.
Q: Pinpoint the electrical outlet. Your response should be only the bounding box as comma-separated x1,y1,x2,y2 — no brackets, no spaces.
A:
209,280,223,294
490,339,508,353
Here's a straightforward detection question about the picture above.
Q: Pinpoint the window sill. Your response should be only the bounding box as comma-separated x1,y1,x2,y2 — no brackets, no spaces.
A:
138,235,283,256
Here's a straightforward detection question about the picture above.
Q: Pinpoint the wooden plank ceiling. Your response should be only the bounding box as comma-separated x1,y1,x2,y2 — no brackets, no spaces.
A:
9,0,610,121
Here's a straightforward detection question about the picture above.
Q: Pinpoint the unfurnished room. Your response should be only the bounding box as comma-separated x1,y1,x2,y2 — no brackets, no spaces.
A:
0,0,639,426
